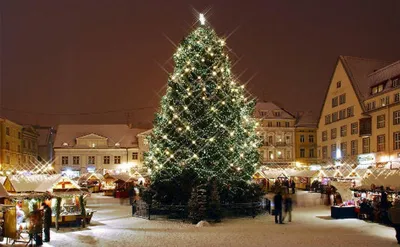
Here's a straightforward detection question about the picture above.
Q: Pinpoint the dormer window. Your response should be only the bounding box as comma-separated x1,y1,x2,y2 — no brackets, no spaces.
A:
393,77,400,88
260,111,268,117
91,143,96,148
115,142,120,147
371,84,384,95
273,111,281,117
62,142,68,147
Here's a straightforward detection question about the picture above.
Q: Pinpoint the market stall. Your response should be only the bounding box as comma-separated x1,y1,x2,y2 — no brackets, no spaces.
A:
103,173,134,198
287,170,318,190
330,181,357,219
35,175,93,228
78,173,104,193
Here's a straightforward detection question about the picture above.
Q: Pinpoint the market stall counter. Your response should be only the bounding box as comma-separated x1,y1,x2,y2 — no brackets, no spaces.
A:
331,206,357,219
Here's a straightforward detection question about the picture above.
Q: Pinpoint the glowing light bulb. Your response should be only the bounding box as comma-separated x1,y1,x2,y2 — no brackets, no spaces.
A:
188,92,192,96
222,101,225,105
210,53,214,56
221,68,224,72
199,13,206,25
185,68,189,72
230,132,234,136
217,85,221,89
166,150,170,155
186,126,190,130
212,71,217,76
173,114,178,119
186,61,190,65
230,163,234,167
168,121,172,124
208,47,212,52
198,76,201,79
192,140,196,144
170,154,174,158
220,40,225,46
177,127,182,131
193,154,198,159
163,135,167,139
202,96,206,100
240,153,244,158
184,106,188,110
209,137,214,142
203,87,206,91
230,147,234,151
201,58,205,62
232,98,236,102
169,106,174,110
237,167,241,171
211,106,215,111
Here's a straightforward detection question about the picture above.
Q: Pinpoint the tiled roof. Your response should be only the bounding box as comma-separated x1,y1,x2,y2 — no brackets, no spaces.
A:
365,60,400,99
54,124,148,148
295,112,318,128
340,56,392,101
254,101,295,119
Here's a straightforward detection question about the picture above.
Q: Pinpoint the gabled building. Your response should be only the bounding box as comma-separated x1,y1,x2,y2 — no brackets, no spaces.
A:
53,124,148,177
295,112,318,167
254,101,296,167
0,118,23,172
317,55,399,169
21,125,39,170
34,126,56,163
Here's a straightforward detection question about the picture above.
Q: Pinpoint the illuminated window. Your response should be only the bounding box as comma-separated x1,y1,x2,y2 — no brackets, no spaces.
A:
340,125,347,137
362,137,370,153
351,140,358,155
394,132,400,150
377,115,385,128
377,135,385,152
331,128,337,139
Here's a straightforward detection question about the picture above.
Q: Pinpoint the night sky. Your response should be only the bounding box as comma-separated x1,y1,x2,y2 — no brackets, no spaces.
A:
1,0,400,127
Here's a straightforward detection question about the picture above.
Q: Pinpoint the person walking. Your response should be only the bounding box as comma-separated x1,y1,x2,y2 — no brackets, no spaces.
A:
273,192,283,224
290,180,296,194
42,202,52,242
283,194,293,222
389,200,400,244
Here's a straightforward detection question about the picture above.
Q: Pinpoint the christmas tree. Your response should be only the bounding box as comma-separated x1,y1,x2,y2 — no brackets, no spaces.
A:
145,14,261,205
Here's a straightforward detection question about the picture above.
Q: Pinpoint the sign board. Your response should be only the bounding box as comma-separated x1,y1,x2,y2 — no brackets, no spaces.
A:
357,154,375,165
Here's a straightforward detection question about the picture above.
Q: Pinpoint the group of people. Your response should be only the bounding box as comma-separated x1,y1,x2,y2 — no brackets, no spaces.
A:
16,201,52,245
273,192,293,224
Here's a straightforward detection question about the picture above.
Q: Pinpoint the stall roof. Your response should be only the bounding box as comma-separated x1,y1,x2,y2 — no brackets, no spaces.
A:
0,183,9,198
287,170,318,178
78,173,104,183
34,174,64,192
6,175,50,193
359,170,400,190
105,173,133,182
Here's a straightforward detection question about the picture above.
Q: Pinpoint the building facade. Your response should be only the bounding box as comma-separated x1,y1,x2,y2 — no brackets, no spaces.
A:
317,56,400,169
254,102,296,167
295,112,318,167
53,124,148,177
35,126,56,163
0,118,23,172
21,126,39,171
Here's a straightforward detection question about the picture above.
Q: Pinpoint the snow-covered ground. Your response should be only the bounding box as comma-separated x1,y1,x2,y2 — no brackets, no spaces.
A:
4,191,399,247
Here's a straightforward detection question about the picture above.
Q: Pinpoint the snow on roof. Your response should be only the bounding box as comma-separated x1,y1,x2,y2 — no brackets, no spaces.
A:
340,56,392,101
254,101,295,119
78,173,104,183
8,174,53,193
34,174,63,192
365,60,400,100
0,176,6,185
105,173,133,182
54,124,148,148
295,112,318,128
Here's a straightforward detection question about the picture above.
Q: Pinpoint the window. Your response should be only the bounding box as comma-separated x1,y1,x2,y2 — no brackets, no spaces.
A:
325,115,331,125
268,136,273,145
276,122,281,127
347,106,354,117
331,144,337,159
285,135,291,144
395,132,400,150
377,114,385,128
5,127,9,135
332,97,338,107
322,146,328,159
337,81,341,88
309,149,315,158
379,96,389,107
362,137,370,154
61,156,68,165
273,111,281,117
88,156,95,165
339,109,346,120
268,122,272,127
339,94,346,104
300,148,305,158
366,101,376,111
73,156,80,165
331,128,337,139
132,152,138,160
300,135,305,143
322,131,328,141
393,78,400,88
277,151,282,159
268,151,274,160
260,111,268,117
5,142,9,150
340,142,347,157
285,122,290,127
332,112,338,122
371,84,384,95
309,135,314,143
114,156,121,164
104,156,110,164
351,122,358,135
18,132,21,139
340,125,347,137
395,111,400,125
395,93,400,103
351,140,358,155
377,135,385,152
286,150,291,159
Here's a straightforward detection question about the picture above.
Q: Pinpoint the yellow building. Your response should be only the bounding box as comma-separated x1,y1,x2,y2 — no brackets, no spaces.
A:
318,56,399,169
295,112,318,167
0,118,23,172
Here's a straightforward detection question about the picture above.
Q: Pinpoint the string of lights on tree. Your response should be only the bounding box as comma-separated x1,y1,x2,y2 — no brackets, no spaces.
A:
144,14,261,187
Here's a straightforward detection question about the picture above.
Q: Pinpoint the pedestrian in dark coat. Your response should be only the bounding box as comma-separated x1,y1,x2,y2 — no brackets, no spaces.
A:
283,194,293,222
389,200,400,244
273,192,283,224
291,180,296,194
42,202,52,242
